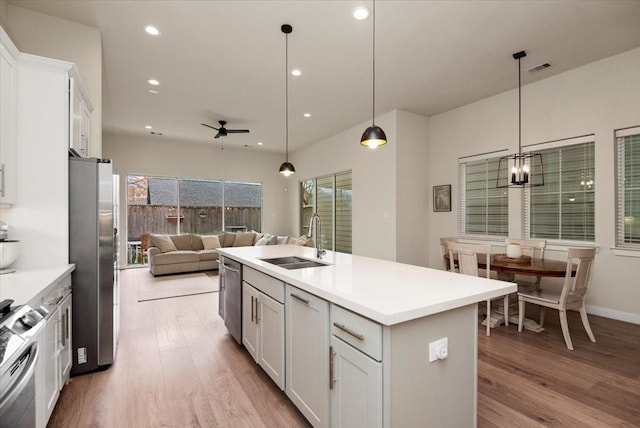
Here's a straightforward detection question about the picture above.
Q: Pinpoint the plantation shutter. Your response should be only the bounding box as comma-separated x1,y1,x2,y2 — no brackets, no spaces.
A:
316,175,334,251
335,172,352,253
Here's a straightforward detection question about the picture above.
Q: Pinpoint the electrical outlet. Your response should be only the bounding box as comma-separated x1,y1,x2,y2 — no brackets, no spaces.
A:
428,337,448,363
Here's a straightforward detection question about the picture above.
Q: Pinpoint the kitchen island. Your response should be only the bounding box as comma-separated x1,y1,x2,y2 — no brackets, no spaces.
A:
217,245,516,428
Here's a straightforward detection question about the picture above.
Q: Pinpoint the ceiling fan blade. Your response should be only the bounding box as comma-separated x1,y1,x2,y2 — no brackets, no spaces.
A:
214,132,222,138
226,129,250,134
201,123,220,131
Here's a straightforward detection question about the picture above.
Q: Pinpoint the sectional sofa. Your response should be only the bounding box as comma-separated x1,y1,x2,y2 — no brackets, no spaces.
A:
148,231,312,276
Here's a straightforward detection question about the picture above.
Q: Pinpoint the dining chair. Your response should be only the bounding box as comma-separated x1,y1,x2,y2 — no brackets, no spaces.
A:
140,233,150,264
505,238,547,290
439,237,458,271
517,247,597,350
447,242,508,336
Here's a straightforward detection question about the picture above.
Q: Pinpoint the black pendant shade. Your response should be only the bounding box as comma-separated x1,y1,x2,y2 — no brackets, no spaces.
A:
279,161,295,177
279,24,295,176
496,50,544,188
360,125,387,149
360,0,387,149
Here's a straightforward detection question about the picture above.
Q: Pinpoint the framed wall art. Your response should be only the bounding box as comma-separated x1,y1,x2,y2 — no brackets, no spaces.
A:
433,184,451,212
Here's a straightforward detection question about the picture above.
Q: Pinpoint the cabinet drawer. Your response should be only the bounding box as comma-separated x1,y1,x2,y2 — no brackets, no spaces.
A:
243,266,284,303
331,304,382,361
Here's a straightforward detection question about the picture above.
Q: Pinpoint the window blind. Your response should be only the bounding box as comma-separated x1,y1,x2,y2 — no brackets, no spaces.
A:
335,172,352,253
616,126,640,247
525,139,595,241
459,153,508,237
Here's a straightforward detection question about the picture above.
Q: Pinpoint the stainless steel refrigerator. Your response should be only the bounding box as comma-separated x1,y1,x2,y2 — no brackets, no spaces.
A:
69,156,117,375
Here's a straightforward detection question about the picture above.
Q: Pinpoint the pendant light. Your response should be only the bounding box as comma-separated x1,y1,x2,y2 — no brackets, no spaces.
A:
360,0,387,149
279,24,296,177
496,50,544,188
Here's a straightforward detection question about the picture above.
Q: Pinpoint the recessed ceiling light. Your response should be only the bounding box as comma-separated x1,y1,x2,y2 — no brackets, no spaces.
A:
147,79,160,86
303,113,311,118
145,125,153,129
145,25,160,36
291,69,302,77
257,142,264,146
148,89,158,94
353,6,370,20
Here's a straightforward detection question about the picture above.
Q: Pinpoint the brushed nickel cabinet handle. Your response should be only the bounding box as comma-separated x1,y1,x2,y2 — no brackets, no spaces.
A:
291,293,309,305
251,296,255,322
329,345,336,390
333,322,365,341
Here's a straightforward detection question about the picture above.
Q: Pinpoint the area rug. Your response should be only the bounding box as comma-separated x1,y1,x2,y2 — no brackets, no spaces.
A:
131,268,219,302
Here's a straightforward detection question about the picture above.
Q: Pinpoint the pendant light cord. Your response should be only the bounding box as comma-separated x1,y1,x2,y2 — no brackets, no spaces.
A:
518,55,521,154
372,0,376,126
285,31,289,162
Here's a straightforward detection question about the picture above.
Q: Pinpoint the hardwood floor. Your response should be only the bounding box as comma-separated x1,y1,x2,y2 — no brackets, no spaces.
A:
49,270,640,427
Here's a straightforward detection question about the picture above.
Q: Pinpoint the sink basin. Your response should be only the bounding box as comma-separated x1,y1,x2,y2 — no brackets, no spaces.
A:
260,257,329,270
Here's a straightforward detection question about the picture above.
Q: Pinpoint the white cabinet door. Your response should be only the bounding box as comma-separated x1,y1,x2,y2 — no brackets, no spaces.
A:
0,29,18,205
258,291,285,390
242,282,259,361
286,285,329,428
330,336,382,428
69,76,91,157
59,294,73,386
43,306,61,421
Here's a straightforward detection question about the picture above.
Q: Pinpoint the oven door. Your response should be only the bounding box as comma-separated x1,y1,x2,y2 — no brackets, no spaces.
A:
0,341,38,428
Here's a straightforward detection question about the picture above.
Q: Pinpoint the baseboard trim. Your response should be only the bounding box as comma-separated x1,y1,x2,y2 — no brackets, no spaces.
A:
587,305,640,325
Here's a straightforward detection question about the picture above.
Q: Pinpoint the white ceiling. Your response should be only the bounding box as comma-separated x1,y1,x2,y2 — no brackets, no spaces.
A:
8,0,640,154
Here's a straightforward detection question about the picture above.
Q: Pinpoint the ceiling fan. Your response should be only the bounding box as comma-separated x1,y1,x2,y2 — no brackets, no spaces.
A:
200,120,250,139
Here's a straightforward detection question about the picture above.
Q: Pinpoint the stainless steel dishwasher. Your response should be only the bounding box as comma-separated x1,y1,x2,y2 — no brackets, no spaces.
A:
219,256,242,344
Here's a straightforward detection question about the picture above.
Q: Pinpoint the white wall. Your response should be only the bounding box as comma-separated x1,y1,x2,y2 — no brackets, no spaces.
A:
427,47,640,323
288,111,398,261
5,5,102,157
103,133,293,262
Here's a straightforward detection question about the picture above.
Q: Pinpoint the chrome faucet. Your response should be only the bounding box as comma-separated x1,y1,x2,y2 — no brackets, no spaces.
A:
308,212,326,258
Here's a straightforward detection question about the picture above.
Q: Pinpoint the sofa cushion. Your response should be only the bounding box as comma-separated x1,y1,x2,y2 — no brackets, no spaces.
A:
150,234,178,253
201,235,221,250
256,233,277,246
152,250,199,265
198,250,219,261
170,234,193,250
233,232,256,247
191,234,204,251
222,232,237,247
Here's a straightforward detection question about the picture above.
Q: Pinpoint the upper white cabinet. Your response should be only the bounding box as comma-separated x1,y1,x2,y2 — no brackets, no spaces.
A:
69,75,92,157
0,27,19,206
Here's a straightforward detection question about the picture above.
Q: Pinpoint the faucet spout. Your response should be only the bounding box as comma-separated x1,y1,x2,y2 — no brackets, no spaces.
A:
308,212,326,259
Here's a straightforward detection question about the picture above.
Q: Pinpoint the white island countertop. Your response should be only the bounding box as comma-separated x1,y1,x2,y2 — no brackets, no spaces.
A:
0,264,75,306
217,245,516,326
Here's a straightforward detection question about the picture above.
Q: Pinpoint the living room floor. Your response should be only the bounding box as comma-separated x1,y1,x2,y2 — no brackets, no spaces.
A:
48,269,640,427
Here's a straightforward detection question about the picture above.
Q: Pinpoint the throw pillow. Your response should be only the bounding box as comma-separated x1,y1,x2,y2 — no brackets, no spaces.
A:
233,232,256,247
290,235,313,247
150,234,177,253
252,230,264,245
222,232,237,247
201,235,221,250
256,233,277,246
276,235,290,245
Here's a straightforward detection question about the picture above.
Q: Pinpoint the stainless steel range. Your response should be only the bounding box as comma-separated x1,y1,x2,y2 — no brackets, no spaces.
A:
0,299,47,428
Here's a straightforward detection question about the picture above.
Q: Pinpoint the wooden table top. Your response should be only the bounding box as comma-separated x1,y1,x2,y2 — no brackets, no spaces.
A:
446,253,572,278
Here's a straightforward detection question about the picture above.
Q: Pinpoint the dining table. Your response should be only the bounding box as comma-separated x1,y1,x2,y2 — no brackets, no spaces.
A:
444,252,575,332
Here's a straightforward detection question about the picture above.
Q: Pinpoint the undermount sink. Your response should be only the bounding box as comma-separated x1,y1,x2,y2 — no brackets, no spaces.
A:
260,256,330,270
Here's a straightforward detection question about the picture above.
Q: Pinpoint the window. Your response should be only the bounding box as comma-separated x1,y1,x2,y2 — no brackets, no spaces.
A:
616,126,640,247
459,153,508,238
126,174,261,264
299,171,352,253
525,135,595,242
